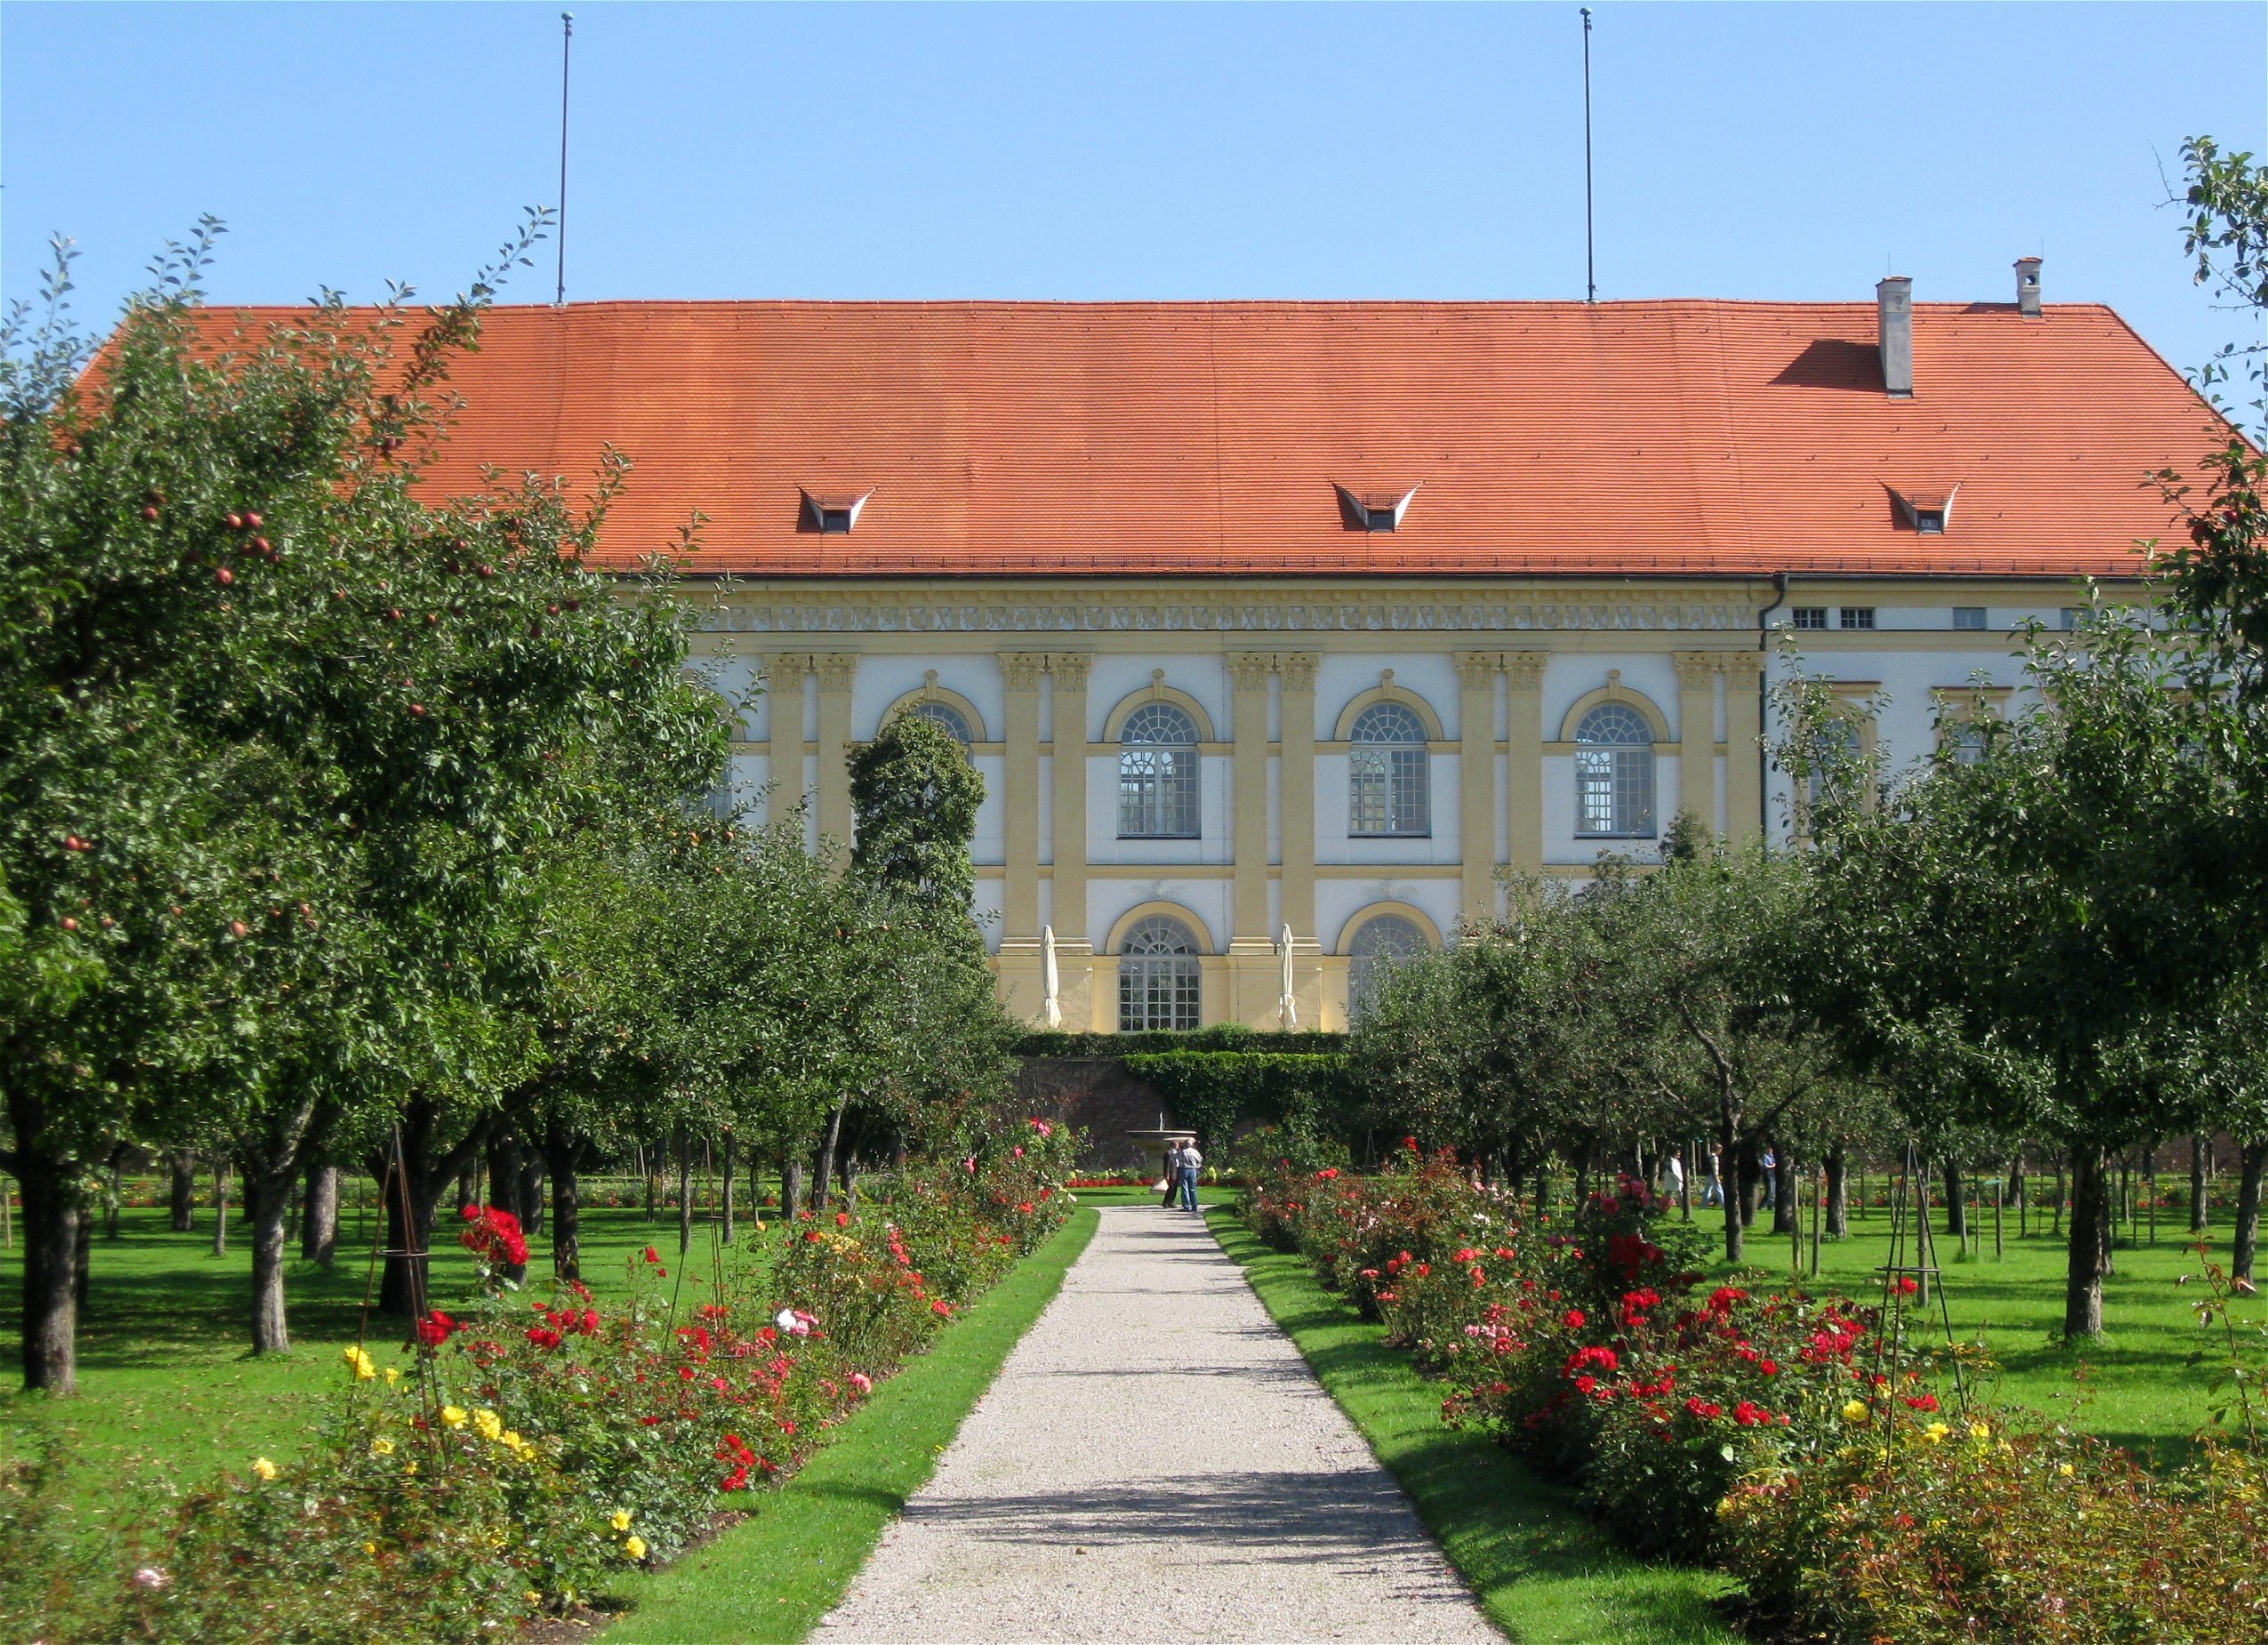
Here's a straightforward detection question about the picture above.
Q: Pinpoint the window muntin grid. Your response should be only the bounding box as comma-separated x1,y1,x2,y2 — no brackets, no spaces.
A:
1574,703,1655,838
1944,721,1987,766
1806,716,1864,808
1118,914,1202,1031
908,702,973,744
1347,702,1431,837
1838,606,1877,630
1347,912,1428,1023
1118,703,1201,838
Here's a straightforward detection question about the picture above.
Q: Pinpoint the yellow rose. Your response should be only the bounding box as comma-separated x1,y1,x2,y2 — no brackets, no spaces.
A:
441,1405,468,1429
382,1367,400,1387
371,1438,395,1456
525,1591,543,1607
1840,1400,1870,1424
1921,1423,1950,1444
609,1510,633,1532
623,1535,649,1561
364,1541,378,1556
252,1456,278,1481
1968,1422,1991,1442
2058,1461,2076,1477
342,1346,376,1381
474,1408,503,1440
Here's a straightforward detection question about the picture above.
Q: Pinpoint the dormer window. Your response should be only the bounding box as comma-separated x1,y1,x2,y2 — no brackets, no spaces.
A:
1889,485,1958,535
799,489,873,534
1335,484,1419,533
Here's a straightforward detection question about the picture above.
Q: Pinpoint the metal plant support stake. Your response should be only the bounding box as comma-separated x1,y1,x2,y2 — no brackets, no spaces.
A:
1871,1142,1968,1442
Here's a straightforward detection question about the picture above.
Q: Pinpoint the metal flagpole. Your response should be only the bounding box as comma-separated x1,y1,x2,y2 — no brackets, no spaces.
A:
556,12,574,307
1580,7,1596,302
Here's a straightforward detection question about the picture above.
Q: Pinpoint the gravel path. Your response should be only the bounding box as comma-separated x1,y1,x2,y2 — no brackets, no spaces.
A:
818,1204,1502,1644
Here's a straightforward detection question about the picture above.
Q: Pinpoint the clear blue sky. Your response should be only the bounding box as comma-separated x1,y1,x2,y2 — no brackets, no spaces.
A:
4,2,2262,375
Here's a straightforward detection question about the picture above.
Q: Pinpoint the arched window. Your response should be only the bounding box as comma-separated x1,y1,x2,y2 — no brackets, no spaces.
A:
1348,702,1430,837
1806,715,1865,809
908,701,973,744
1574,704,1655,838
1347,913,1428,1023
1119,914,1202,1031
1943,719,1986,767
1118,703,1200,839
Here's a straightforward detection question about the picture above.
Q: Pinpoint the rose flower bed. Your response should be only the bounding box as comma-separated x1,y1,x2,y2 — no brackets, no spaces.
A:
1245,1148,2264,1642
1,1119,1079,1644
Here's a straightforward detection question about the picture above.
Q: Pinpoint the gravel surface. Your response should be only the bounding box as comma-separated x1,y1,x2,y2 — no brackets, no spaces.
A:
818,1204,1502,1643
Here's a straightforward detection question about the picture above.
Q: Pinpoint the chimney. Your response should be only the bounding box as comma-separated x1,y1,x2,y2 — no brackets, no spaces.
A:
2015,256,2043,317
1877,276,1914,398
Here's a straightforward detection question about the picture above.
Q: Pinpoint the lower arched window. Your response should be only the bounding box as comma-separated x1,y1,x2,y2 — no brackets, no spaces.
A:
1348,703,1430,837
1347,913,1428,1022
1119,914,1202,1031
1574,704,1655,838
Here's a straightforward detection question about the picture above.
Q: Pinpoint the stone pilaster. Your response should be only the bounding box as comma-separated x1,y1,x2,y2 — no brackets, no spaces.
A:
1453,651,1501,927
1226,654,1278,1025
1723,651,1766,845
812,653,857,852
997,653,1048,943
1673,651,1722,838
1045,652,1094,1031
1275,652,1318,944
1503,651,1548,876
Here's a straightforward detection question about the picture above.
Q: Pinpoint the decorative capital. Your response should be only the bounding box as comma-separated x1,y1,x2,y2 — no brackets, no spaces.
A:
1274,651,1318,691
1226,653,1276,690
1045,651,1093,690
1500,650,1548,691
760,652,813,686
812,652,859,692
998,652,1050,690
1452,649,1500,689
1720,652,1765,685
1672,650,1723,689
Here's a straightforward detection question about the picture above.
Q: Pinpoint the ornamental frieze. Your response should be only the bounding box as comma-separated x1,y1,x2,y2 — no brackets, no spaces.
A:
692,595,1754,636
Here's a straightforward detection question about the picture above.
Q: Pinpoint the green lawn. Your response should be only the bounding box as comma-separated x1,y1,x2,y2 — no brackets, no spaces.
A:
1211,1209,1739,1645
1687,1197,2258,1466
0,1194,778,1525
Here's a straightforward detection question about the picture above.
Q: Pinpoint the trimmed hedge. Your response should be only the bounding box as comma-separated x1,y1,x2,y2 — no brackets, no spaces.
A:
1118,1050,1350,1150
1014,1024,1346,1058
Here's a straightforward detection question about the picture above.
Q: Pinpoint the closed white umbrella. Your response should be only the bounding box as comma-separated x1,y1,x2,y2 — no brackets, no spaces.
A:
1277,924,1298,1030
1042,925,1063,1030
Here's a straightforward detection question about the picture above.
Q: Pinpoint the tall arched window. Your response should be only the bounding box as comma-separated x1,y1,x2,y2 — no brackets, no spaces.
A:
1119,914,1202,1031
1348,702,1430,837
908,701,973,744
1347,913,1428,1022
1118,703,1200,838
1574,704,1655,838
1806,715,1865,810
1943,719,1986,767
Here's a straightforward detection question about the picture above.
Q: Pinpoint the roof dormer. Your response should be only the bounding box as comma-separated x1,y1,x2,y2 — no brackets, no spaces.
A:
1335,484,1419,533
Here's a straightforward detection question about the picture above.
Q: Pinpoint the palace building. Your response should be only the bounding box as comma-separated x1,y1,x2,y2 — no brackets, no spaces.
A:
366,265,2220,1031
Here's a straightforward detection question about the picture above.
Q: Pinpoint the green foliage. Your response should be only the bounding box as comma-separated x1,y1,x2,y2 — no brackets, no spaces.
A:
848,710,983,913
1015,1025,1346,1058
1117,1050,1349,1152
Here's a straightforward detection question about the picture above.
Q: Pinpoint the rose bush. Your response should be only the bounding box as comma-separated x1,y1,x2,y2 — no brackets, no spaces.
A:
3,1127,1079,1643
1244,1155,2262,1636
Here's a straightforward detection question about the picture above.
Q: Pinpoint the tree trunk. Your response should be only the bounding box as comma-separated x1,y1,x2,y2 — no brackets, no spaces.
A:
168,1152,197,1232
545,1120,583,1283
2063,1145,2112,1338
783,1157,806,1219
1736,1136,1764,1229
16,1160,81,1394
1721,1123,1747,1264
246,1170,294,1354
301,1163,338,1265
677,1131,694,1256
518,1152,545,1240
486,1127,521,1221
1943,1160,1967,1239
2232,1139,2266,1286
211,1160,230,1256
1772,1149,1798,1235
720,1134,736,1245
374,1098,491,1319
814,1102,848,1212
2191,1135,2210,1237
1825,1145,1850,1239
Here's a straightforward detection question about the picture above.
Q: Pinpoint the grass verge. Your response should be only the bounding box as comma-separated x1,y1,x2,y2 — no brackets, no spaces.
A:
1209,1208,1740,1645
599,1204,1099,1644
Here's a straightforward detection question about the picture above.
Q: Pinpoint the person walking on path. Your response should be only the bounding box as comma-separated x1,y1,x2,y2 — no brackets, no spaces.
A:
1702,1143,1724,1208
1664,1148,1685,1202
1161,1141,1185,1208
1178,1140,1204,1212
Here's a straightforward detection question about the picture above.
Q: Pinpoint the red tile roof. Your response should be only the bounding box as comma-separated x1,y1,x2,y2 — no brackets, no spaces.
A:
208,299,2231,580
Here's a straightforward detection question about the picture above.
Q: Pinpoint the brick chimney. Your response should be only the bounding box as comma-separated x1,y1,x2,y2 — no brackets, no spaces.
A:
2015,256,2043,317
1877,276,1914,398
